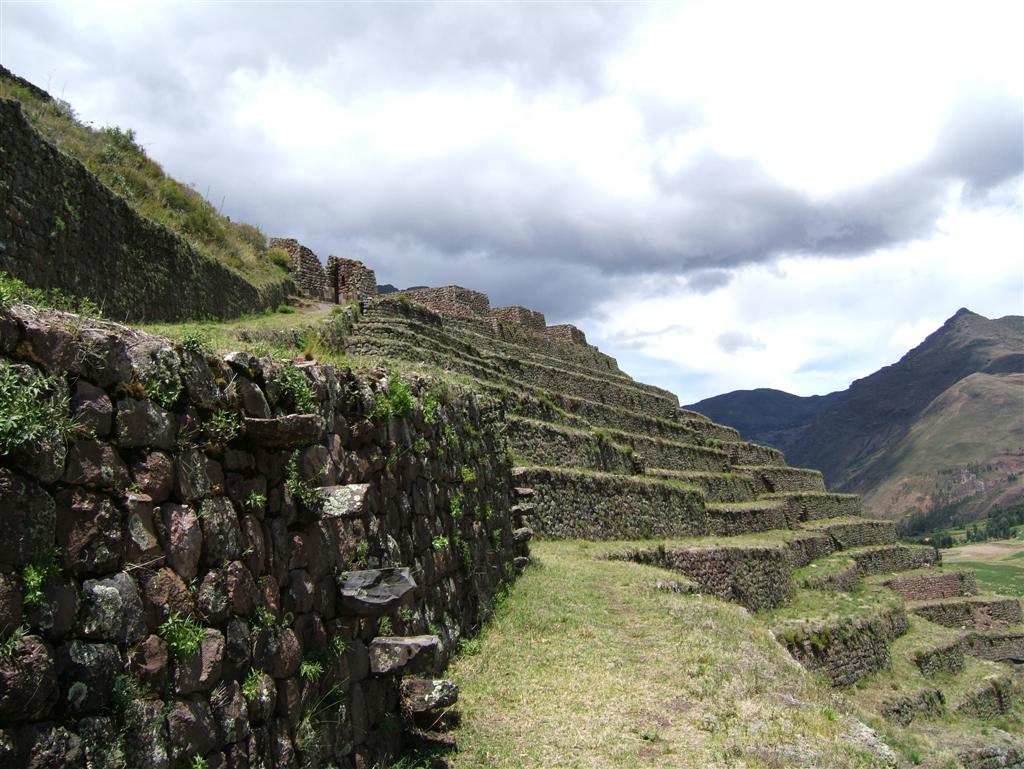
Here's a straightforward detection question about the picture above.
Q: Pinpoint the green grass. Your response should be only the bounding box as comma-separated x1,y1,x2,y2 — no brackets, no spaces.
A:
942,539,1024,596
1,74,287,290
946,561,1024,596
440,541,893,768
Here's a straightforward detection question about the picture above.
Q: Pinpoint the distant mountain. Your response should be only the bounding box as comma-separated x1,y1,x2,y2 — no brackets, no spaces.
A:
687,388,842,450
687,309,1024,523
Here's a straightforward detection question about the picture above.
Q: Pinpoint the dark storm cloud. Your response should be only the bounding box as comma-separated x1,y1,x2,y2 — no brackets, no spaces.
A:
3,3,1021,320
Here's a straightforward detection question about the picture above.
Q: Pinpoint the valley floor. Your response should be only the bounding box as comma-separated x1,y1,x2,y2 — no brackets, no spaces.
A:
942,539,1024,597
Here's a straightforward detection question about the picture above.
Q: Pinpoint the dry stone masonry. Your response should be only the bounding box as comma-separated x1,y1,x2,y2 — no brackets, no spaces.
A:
2,64,1021,764
268,240,378,307
0,303,528,769
0,99,289,322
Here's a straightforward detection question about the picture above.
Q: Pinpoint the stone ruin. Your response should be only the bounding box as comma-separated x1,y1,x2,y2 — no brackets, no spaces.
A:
401,285,590,347
268,238,590,347
269,238,377,305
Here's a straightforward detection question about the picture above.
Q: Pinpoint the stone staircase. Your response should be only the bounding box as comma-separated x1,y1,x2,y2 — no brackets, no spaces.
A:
327,294,1023,765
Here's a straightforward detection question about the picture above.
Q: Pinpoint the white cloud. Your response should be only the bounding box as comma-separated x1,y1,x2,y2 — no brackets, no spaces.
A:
590,183,1023,402
1,1,1021,402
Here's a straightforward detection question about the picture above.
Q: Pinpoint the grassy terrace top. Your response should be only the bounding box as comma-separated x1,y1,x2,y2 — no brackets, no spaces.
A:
0,69,288,290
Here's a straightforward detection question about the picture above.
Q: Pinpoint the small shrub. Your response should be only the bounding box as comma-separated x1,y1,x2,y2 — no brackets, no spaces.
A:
159,612,205,658
268,247,291,270
0,361,76,455
143,367,182,410
0,626,26,660
422,389,440,425
21,547,61,606
352,540,369,568
378,617,394,636
299,658,325,681
181,330,210,357
276,304,295,314
370,377,415,420
245,491,267,511
285,451,323,512
431,535,448,551
252,606,278,631
399,607,415,622
204,409,240,445
449,492,463,519
461,465,477,484
458,637,482,656
272,362,316,414
413,437,430,456
329,635,349,658
241,670,261,702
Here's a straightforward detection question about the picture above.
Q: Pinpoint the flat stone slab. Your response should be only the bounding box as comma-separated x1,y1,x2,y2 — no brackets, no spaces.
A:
243,415,325,448
319,484,370,519
369,635,440,675
337,568,416,616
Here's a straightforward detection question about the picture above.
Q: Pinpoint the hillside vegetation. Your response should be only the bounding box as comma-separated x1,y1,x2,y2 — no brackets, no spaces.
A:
0,66,289,291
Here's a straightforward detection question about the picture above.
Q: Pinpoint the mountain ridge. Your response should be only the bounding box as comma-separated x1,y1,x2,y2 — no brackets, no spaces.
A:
688,308,1024,522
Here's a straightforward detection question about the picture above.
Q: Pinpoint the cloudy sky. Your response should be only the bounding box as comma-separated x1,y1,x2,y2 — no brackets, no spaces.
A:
2,1,1021,402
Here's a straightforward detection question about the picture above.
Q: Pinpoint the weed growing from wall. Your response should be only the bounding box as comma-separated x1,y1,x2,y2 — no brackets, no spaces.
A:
21,547,61,605
181,330,210,357
0,361,76,455
0,626,26,660
271,362,317,414
203,409,240,446
370,377,415,419
285,451,324,513
159,611,205,658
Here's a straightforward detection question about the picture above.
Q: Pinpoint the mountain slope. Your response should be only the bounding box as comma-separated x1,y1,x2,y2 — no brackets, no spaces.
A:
688,309,1024,521
687,387,841,449
864,371,1024,520
787,309,1024,492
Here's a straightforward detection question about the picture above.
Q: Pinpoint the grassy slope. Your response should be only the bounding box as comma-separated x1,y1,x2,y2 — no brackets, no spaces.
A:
0,71,289,291
864,373,1024,521
444,541,890,769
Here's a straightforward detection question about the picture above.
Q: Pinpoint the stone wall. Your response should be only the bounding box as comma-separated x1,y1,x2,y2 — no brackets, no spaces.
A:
955,677,1016,718
762,492,862,523
404,287,491,321
490,306,545,333
614,544,794,611
964,632,1024,663
816,520,896,550
0,303,526,769
847,545,938,577
911,598,1022,629
512,467,709,540
914,639,964,676
881,689,944,726
0,99,290,322
777,608,909,687
545,324,587,345
606,431,730,473
885,571,977,601
269,238,330,303
506,418,641,475
326,258,377,304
